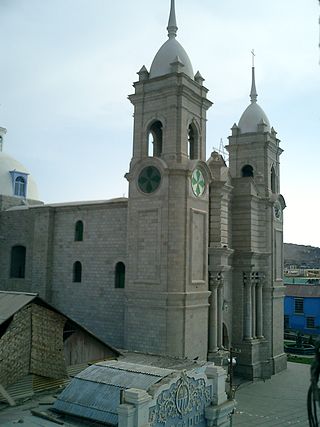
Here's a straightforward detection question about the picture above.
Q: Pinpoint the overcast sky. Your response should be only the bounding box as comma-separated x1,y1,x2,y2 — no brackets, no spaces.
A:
0,0,319,247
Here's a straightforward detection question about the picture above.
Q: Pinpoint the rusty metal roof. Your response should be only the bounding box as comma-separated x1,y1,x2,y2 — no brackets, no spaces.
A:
53,360,175,425
0,291,37,324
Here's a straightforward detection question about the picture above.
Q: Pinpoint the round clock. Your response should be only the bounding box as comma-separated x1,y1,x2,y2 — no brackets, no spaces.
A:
138,166,161,194
191,168,205,197
273,201,282,220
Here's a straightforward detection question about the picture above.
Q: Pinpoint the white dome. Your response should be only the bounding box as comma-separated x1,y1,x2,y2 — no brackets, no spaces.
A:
150,38,194,79
238,102,270,134
0,151,39,200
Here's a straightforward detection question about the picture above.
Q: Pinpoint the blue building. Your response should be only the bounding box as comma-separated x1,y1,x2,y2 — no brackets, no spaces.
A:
284,283,320,336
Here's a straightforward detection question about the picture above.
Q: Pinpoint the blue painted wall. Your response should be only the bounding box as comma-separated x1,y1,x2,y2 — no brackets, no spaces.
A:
284,296,320,335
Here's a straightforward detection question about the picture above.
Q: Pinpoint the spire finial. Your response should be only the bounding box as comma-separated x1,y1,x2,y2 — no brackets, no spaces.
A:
250,49,258,103
167,0,178,38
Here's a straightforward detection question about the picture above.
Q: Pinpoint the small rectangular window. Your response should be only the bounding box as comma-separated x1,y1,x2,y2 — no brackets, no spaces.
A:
294,298,304,314
306,317,315,329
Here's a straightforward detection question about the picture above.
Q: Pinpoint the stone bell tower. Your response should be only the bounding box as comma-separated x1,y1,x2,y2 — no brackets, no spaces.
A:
124,0,212,360
227,64,287,378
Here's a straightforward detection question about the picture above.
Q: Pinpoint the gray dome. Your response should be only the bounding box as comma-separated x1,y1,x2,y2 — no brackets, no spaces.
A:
238,66,271,134
238,102,270,134
0,151,39,200
150,37,194,79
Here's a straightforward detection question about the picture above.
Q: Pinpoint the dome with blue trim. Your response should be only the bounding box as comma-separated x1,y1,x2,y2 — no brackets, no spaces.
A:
0,127,39,200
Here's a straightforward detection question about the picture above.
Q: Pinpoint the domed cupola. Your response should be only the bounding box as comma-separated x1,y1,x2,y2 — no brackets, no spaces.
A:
0,126,39,201
238,67,271,134
149,0,194,79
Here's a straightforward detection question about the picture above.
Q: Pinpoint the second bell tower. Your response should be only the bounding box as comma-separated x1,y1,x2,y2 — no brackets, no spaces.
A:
124,0,212,359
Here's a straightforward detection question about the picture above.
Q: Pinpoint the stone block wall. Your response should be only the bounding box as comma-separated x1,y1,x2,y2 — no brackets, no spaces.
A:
0,200,128,349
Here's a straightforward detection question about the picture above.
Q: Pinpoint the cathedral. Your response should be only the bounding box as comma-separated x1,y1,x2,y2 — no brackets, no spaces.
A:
0,0,286,379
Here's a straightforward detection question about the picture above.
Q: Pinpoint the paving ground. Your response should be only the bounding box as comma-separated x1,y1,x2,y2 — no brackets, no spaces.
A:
233,362,311,426
0,361,313,426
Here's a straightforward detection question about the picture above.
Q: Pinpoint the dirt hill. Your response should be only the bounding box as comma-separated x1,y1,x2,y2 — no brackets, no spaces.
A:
284,243,320,268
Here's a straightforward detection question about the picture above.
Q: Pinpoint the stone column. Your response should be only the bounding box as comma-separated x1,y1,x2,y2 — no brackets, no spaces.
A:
208,273,219,353
251,274,256,339
256,279,264,339
243,272,252,340
217,282,223,348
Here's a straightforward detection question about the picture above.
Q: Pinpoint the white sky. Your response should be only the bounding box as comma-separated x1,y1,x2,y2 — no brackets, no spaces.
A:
0,0,319,247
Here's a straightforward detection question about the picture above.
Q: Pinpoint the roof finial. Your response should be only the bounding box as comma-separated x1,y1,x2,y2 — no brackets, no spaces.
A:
167,0,178,38
250,49,258,103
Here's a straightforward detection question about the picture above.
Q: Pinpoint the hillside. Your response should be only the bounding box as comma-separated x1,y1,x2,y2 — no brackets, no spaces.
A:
284,243,320,268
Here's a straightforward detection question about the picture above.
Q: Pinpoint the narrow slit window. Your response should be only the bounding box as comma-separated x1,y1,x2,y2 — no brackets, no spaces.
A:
75,220,84,241
73,261,82,283
115,262,125,288
271,166,276,193
10,245,26,278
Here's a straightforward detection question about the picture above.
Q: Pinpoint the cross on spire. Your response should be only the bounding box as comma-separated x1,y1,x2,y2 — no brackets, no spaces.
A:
251,49,255,67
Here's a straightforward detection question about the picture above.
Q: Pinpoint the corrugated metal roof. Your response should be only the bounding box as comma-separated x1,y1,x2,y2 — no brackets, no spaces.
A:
0,291,37,323
94,360,174,378
53,360,175,425
0,374,33,403
76,364,171,390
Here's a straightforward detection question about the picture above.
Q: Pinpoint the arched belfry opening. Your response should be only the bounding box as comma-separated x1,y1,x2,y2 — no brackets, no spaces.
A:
148,121,163,157
271,166,276,193
241,164,254,178
188,123,199,160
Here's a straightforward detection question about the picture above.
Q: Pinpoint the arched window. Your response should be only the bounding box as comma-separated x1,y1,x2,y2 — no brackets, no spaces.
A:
148,121,163,157
115,262,125,288
241,164,254,178
271,166,276,193
10,245,26,278
73,261,82,283
74,220,84,241
14,176,26,197
188,123,199,160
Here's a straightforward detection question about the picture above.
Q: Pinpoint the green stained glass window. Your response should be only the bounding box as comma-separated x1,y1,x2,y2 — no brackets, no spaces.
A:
191,168,205,197
138,166,161,194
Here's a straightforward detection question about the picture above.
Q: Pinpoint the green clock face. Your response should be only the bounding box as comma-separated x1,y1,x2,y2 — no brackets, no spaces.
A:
191,168,205,197
138,166,161,194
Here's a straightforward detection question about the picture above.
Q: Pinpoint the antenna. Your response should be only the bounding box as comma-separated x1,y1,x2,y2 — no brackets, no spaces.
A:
212,138,229,164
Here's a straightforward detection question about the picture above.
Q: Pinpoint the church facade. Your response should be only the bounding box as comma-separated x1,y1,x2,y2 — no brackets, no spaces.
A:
0,1,286,379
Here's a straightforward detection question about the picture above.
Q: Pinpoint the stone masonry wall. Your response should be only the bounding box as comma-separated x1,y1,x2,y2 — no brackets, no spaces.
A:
50,201,127,348
0,200,128,349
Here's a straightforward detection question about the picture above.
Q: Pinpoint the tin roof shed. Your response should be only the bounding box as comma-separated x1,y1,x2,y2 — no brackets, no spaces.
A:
53,360,175,425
